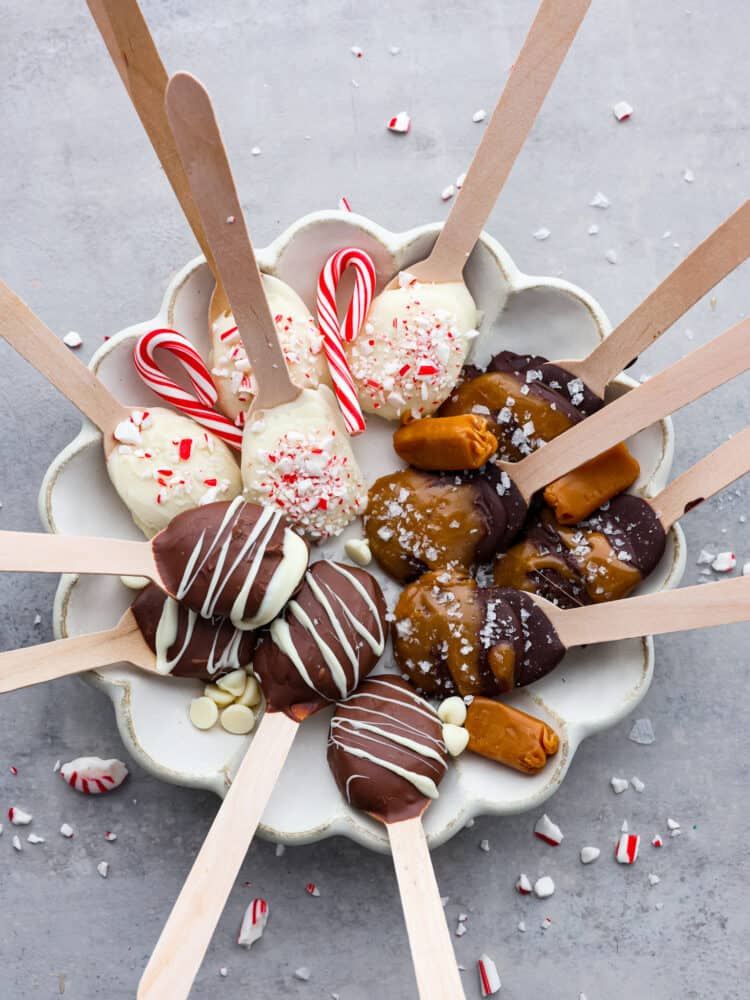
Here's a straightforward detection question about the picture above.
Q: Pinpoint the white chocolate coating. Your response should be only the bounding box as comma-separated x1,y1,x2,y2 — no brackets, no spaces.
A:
345,278,479,420
106,408,242,538
241,386,367,540
210,274,329,424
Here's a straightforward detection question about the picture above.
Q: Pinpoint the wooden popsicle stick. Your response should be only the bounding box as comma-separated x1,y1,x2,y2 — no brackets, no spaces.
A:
392,0,590,287
546,575,750,650
653,426,750,530
137,711,299,1000
0,610,157,694
387,816,467,1000
86,0,216,275
0,531,157,581
0,281,128,444
507,315,750,502
165,72,299,413
562,199,750,397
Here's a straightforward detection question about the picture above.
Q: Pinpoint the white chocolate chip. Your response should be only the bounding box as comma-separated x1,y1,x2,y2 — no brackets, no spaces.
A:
189,696,219,730
442,723,469,757
204,684,236,709
220,704,256,735
119,575,150,590
216,669,248,698
238,675,262,708
437,696,467,727
344,537,372,566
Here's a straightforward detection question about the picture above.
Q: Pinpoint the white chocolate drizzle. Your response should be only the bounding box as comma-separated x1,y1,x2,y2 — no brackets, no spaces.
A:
330,678,447,800
153,594,245,676
268,561,385,699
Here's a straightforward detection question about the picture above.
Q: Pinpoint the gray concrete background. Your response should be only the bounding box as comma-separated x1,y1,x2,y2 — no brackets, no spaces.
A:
1,1,749,997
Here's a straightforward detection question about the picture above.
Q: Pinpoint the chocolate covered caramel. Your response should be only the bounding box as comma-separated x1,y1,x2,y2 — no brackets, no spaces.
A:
152,497,309,630
494,494,666,608
327,675,448,822
365,466,527,583
131,583,254,681
252,560,388,716
393,569,565,697
439,351,603,461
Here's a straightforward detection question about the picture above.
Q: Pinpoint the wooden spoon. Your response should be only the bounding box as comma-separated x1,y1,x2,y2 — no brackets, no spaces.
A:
504,315,750,508
86,0,229,326
541,574,750,650
164,71,300,414
0,281,128,458
0,531,169,581
386,0,591,288
558,199,750,398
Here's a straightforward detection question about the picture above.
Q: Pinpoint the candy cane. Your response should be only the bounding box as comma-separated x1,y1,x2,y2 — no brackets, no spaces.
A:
316,248,375,435
133,328,243,450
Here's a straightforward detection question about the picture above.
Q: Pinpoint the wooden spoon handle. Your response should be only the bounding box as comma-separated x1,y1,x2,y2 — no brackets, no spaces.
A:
512,314,750,500
0,281,127,433
86,0,216,274
653,425,750,530
421,0,590,282
165,72,299,412
137,711,299,1000
550,576,750,650
0,531,155,580
0,613,150,693
387,817,467,1000
569,199,750,396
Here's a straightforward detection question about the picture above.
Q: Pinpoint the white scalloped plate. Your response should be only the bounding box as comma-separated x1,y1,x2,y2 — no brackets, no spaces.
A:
40,212,684,853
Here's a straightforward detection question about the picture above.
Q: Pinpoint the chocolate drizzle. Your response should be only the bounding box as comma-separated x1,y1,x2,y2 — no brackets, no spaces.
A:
152,497,309,630
131,583,255,680
327,675,448,822
252,560,388,715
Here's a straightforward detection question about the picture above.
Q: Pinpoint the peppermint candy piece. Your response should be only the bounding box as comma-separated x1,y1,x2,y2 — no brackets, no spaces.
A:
580,846,600,865
515,873,532,895
534,813,563,845
387,111,411,134
238,898,269,949
59,756,128,795
615,833,640,864
477,954,501,996
534,876,555,899
8,806,32,826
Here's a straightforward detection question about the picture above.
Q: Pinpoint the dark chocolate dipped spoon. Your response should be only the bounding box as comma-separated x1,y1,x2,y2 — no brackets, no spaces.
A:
328,676,465,1000
0,584,255,693
138,561,388,1000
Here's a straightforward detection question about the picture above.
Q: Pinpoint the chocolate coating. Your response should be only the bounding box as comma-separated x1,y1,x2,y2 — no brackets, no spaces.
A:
131,583,254,680
365,465,527,583
394,570,565,697
494,494,666,608
327,675,448,822
252,560,388,716
152,498,309,629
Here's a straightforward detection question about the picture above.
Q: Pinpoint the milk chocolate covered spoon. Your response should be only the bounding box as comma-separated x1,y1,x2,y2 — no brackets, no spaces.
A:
367,314,750,580
0,498,309,630
396,573,750,697
494,425,750,607
0,584,254,693
0,281,242,537
165,71,366,540
138,561,388,1000
328,676,464,1000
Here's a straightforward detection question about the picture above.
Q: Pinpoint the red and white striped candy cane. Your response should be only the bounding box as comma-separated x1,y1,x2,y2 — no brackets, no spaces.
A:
316,248,376,435
133,328,243,450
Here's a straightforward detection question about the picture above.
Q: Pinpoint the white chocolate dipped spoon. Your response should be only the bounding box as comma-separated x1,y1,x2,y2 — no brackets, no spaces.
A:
385,0,591,289
165,71,366,539
0,281,242,537
556,199,750,398
495,314,750,539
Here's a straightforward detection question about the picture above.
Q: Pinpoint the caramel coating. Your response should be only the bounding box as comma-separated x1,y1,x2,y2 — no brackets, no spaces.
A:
543,443,640,524
465,697,559,774
393,414,498,471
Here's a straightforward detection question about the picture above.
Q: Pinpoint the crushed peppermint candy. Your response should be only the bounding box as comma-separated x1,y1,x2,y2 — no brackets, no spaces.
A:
612,100,633,120
533,227,551,241
696,549,715,565
305,883,320,897
652,835,663,848
8,807,32,825
27,833,45,845
590,191,611,209
517,920,526,933
60,823,74,838
611,777,629,795
711,551,736,572
60,756,129,794
515,873,533,894
350,45,363,57
63,331,83,348
534,876,555,899
667,817,681,831
387,111,411,134
580,846,600,864
104,831,118,842
683,168,695,183
97,861,109,879
540,916,553,930
631,776,645,793
629,717,655,744
479,839,491,853
478,954,501,996
615,833,640,864
12,834,22,852
472,108,487,123
605,248,618,265
238,899,269,948
456,920,467,937
648,873,661,886
294,967,311,982
441,184,456,201
534,813,563,845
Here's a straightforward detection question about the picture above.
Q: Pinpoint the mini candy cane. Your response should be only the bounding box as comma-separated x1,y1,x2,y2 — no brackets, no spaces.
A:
134,328,243,450
316,248,375,434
